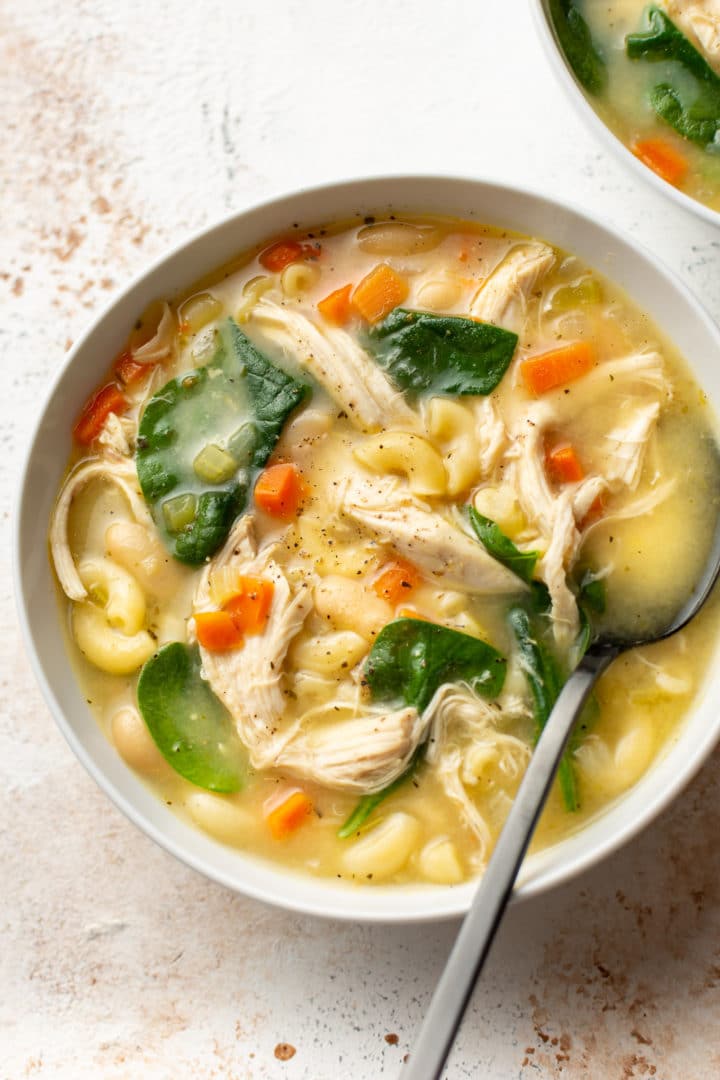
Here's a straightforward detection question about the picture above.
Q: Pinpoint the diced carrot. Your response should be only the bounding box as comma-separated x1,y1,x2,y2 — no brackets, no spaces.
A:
579,493,604,530
259,239,318,272
317,283,353,325
194,610,244,651
351,263,408,324
546,444,584,484
398,608,432,622
521,342,594,396
632,138,688,188
73,383,128,445
372,558,421,606
254,462,309,519
264,788,313,839
223,576,274,635
115,351,153,387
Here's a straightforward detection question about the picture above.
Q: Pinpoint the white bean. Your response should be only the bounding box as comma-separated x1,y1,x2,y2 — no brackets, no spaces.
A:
419,837,464,884
342,812,420,880
314,575,392,639
111,707,166,775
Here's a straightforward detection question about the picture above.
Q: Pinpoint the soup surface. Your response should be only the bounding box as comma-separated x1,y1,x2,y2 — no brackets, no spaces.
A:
51,214,720,886
550,1,720,214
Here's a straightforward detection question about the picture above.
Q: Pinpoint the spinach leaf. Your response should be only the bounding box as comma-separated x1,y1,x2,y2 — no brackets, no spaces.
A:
137,642,248,792
575,570,607,657
364,618,506,714
367,309,517,398
468,507,540,584
508,604,578,812
549,0,607,95
337,746,424,839
626,6,720,147
136,317,308,564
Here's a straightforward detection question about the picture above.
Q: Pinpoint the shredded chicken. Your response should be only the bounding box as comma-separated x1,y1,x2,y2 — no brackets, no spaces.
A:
424,683,531,865
132,302,176,364
470,243,556,332
342,474,525,595
473,396,508,476
667,1,720,73
276,706,428,793
248,299,417,433
50,457,153,601
194,515,428,791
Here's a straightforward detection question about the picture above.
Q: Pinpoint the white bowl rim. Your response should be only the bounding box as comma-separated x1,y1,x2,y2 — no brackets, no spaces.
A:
530,0,720,230
13,172,720,923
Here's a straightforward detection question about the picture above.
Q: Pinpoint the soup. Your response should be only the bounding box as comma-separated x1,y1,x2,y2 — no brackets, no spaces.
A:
50,215,720,886
549,1,720,215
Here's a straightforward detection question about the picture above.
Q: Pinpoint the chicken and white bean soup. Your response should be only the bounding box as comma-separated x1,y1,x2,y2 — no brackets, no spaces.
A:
52,215,720,886
550,2,720,214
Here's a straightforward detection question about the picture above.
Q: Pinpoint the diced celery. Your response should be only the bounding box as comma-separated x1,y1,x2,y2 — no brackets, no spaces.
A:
162,493,198,533
227,422,257,464
193,443,238,484
550,278,603,312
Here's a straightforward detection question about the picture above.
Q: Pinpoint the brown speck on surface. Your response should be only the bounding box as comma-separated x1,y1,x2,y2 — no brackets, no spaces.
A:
385,1033,399,1045
274,1042,296,1061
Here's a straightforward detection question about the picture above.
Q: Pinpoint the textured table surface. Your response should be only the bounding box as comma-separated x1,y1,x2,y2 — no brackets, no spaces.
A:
3,2,720,1077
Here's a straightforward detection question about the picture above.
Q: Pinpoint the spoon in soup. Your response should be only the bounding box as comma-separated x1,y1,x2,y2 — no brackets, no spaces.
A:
401,510,720,1080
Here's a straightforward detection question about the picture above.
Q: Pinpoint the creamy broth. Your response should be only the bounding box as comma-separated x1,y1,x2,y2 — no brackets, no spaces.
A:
51,215,720,886
551,1,720,214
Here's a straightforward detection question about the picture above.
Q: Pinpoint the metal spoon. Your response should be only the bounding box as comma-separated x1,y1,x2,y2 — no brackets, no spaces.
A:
402,515,720,1080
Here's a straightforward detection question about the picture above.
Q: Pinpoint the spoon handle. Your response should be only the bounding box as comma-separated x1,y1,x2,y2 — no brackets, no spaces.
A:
402,649,616,1080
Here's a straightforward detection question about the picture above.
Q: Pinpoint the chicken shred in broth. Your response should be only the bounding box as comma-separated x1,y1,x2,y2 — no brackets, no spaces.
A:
51,215,720,886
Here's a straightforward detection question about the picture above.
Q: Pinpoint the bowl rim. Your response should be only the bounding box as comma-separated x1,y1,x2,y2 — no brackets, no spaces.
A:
14,172,720,922
530,0,720,230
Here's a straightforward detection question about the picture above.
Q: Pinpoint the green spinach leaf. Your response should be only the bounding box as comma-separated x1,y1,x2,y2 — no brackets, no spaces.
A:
137,642,248,792
136,317,308,564
364,618,506,714
468,507,540,584
367,309,517,398
549,0,607,95
508,604,578,811
337,746,424,839
626,6,720,146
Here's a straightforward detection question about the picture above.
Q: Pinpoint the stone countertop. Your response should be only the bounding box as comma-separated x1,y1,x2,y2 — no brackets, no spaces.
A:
3,1,720,1077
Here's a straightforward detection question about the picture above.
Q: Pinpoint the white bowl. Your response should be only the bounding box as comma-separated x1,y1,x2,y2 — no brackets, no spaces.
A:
532,0,720,230
14,175,720,922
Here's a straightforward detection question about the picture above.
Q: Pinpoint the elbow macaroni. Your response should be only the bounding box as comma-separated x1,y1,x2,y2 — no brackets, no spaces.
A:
354,431,447,496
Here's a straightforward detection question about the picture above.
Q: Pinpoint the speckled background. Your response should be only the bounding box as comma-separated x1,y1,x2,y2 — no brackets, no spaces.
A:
3,1,720,1077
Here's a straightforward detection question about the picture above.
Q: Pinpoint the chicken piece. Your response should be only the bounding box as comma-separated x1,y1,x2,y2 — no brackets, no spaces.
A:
470,243,556,332
195,516,427,791
50,458,154,601
473,396,507,476
194,517,313,767
667,1,720,73
602,401,661,490
342,475,525,595
248,299,417,433
276,706,427,793
132,302,176,364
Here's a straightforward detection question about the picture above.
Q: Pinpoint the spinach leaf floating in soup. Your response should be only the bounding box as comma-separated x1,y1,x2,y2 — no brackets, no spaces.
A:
137,642,248,792
136,317,308,564
549,0,607,95
626,6,720,147
367,309,518,398
364,618,507,713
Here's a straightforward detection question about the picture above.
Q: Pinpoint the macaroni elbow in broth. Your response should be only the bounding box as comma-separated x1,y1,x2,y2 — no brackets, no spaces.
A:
50,214,720,885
